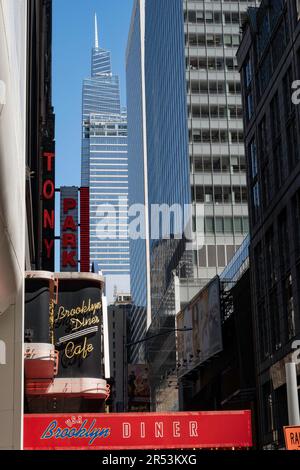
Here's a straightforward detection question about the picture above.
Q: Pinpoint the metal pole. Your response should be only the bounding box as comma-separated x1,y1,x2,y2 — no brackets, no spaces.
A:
285,362,300,426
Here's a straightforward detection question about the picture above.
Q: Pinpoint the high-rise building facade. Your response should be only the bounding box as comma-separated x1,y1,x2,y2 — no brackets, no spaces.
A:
126,0,191,362
82,16,130,279
126,0,151,362
238,0,300,449
185,0,258,284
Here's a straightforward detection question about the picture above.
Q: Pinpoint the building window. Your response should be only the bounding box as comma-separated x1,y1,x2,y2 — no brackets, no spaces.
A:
292,191,300,258
207,246,217,267
278,210,289,273
249,139,258,178
286,118,299,171
205,217,214,234
258,301,269,361
198,246,207,267
284,274,296,340
244,56,253,88
234,217,243,233
258,115,268,161
217,245,226,267
254,242,264,300
252,183,260,222
269,287,281,351
297,1,300,21
266,229,277,288
226,245,235,264
224,217,233,233
283,66,293,119
215,217,224,233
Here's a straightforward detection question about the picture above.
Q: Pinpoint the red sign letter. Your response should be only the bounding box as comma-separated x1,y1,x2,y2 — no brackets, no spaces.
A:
63,251,77,267
63,233,76,248
44,239,54,259
43,152,55,172
63,216,76,231
43,209,55,230
43,180,55,200
64,198,77,214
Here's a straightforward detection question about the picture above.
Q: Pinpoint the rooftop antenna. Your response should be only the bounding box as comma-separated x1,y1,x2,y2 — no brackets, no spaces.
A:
94,12,99,48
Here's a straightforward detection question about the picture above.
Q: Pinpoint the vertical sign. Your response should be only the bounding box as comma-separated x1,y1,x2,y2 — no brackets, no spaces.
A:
42,151,55,271
80,187,90,272
60,187,78,272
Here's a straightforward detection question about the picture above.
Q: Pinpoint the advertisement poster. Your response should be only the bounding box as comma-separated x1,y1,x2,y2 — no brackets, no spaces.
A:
128,365,150,412
177,277,223,376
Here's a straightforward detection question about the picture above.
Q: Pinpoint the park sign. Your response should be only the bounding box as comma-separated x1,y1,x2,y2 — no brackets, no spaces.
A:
60,186,79,272
24,410,252,450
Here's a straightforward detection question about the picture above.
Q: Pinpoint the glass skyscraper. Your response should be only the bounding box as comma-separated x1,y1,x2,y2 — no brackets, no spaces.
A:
126,0,190,361
126,0,151,362
82,15,130,281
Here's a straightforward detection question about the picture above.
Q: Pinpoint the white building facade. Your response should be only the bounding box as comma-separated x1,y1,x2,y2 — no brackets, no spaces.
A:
0,0,27,450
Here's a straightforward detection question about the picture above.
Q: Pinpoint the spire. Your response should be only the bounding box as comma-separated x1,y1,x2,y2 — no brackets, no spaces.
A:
94,13,99,48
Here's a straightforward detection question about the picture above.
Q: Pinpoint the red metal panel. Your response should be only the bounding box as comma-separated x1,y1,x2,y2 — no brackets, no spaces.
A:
80,187,90,272
24,411,252,450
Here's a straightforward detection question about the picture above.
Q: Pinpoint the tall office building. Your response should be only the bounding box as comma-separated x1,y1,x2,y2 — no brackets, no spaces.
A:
126,0,150,362
238,0,300,449
82,15,130,282
126,0,191,362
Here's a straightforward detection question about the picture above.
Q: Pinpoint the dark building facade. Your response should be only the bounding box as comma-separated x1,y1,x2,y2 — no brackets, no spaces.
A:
177,238,257,446
26,0,55,271
238,0,300,449
107,295,132,412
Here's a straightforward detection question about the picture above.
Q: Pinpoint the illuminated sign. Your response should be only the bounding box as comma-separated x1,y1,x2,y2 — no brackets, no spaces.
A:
24,411,253,449
54,280,103,379
42,151,55,271
60,187,78,272
284,426,300,450
80,187,90,272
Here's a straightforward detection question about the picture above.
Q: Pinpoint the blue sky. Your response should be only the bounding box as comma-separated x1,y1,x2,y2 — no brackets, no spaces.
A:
53,0,133,187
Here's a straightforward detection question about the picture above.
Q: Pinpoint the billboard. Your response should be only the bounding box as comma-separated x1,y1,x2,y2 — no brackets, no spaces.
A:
128,365,150,412
60,186,79,272
24,410,252,449
177,276,222,377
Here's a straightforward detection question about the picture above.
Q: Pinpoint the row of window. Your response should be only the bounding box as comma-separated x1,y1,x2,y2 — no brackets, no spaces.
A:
247,70,300,224
185,10,247,25
254,185,300,358
188,104,243,119
193,216,249,234
87,131,127,137
187,56,238,72
188,79,241,95
191,155,246,174
196,244,240,269
190,129,244,144
192,185,248,204
186,33,240,48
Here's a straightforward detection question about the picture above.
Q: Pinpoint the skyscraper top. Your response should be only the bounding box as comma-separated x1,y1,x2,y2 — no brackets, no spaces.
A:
94,13,99,49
